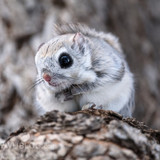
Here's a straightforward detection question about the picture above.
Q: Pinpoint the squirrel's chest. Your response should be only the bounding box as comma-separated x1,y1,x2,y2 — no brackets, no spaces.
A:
77,86,111,107
36,84,79,112
76,82,125,108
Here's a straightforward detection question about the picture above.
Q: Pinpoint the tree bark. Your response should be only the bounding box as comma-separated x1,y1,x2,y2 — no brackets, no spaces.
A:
0,109,160,160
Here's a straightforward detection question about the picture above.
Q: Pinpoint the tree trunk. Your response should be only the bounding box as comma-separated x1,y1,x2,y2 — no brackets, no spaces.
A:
0,109,160,160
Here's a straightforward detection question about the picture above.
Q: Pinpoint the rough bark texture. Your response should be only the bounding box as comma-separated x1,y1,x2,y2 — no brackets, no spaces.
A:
0,0,160,145
0,109,160,160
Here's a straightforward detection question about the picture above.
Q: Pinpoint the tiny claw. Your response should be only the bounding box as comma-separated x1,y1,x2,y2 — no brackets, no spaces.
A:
82,103,96,110
64,96,73,101
94,105,103,110
82,103,103,110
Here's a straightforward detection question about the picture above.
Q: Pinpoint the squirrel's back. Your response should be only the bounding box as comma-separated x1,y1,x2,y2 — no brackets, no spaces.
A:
53,24,122,53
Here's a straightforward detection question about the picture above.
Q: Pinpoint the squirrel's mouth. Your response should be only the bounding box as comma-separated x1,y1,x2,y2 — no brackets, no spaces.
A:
48,82,61,87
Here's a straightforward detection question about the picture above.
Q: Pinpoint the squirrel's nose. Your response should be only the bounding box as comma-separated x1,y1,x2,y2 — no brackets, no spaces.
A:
43,73,51,82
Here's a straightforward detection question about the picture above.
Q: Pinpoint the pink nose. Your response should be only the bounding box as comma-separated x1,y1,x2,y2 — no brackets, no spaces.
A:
43,73,51,82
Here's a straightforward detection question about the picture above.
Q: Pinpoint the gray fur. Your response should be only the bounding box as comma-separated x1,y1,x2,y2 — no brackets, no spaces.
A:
53,24,122,53
35,24,135,117
119,87,135,117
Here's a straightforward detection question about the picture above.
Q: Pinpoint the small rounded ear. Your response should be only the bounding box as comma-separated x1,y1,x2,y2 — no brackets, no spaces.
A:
72,32,86,54
73,32,85,46
37,42,45,52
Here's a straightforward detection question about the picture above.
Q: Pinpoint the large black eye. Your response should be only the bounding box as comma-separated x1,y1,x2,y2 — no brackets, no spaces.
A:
59,53,73,69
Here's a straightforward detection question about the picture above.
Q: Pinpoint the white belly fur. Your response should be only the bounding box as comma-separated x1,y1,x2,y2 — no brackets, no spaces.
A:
78,72,133,112
35,83,78,114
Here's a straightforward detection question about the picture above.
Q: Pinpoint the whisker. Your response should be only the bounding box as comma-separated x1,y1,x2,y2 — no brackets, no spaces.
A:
78,84,86,93
70,84,78,95
28,78,44,91
71,84,85,95
61,82,66,91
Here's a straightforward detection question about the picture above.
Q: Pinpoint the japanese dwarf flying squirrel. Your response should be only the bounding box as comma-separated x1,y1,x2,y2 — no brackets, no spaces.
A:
35,24,134,117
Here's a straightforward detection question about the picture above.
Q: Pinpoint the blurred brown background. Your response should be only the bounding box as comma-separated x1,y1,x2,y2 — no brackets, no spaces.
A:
0,0,160,139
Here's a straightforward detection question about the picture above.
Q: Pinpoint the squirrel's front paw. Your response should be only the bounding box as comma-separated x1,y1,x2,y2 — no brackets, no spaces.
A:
55,89,73,102
55,92,66,103
82,103,103,110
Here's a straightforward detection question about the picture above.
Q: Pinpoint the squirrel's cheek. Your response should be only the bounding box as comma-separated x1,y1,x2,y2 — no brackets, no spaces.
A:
70,72,78,79
79,70,96,83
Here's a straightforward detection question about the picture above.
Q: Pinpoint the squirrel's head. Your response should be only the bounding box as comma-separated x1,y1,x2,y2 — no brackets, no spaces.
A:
35,33,97,92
